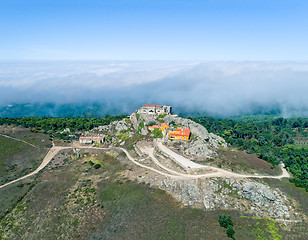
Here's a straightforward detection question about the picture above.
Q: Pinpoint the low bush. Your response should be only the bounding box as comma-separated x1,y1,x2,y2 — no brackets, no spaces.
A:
94,164,101,169
219,214,235,239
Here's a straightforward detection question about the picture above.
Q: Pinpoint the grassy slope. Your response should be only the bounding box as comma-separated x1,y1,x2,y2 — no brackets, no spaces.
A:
0,127,51,185
214,148,282,175
0,149,297,240
0,177,36,219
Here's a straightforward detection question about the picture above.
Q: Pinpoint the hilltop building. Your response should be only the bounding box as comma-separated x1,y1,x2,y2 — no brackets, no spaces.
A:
137,105,172,115
79,136,105,144
168,128,191,141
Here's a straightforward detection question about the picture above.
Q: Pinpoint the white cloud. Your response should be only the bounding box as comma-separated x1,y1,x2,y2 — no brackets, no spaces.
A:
0,61,307,117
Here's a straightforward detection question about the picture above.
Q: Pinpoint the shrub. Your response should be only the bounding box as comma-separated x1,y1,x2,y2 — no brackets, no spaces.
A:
148,121,157,126
153,128,163,138
138,121,144,133
218,215,235,239
94,164,101,169
169,121,176,125
218,214,233,228
88,160,94,166
226,225,235,239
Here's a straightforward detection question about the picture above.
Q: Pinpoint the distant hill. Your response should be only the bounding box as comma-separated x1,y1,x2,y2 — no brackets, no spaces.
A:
0,103,132,118
0,102,307,119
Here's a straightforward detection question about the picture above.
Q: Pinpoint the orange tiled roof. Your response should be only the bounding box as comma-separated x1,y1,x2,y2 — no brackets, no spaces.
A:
144,105,162,108
168,129,190,137
161,123,169,128
79,136,104,140
148,125,161,129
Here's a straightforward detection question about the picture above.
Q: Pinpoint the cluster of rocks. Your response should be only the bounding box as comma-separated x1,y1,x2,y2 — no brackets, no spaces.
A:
114,119,131,132
150,177,294,220
183,139,214,158
91,118,132,133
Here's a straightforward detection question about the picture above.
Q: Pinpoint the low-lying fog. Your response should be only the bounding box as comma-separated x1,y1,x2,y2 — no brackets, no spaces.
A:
0,61,307,117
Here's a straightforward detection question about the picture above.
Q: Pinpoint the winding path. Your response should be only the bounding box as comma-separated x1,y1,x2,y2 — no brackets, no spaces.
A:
0,133,37,148
0,138,290,189
155,141,290,179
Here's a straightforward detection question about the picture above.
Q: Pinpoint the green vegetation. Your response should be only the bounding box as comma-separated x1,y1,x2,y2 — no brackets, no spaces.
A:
147,121,157,126
156,113,167,123
219,214,234,228
123,132,144,150
219,215,235,239
0,146,296,239
191,116,308,191
94,164,101,169
116,134,129,141
153,127,163,138
0,128,51,185
138,121,144,133
0,115,127,140
169,120,176,125
239,216,283,240
214,148,281,176
119,129,127,133
0,177,36,219
97,180,279,240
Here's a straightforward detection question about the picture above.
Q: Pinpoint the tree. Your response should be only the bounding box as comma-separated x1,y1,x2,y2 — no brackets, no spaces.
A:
218,214,233,228
219,215,235,239
226,225,235,239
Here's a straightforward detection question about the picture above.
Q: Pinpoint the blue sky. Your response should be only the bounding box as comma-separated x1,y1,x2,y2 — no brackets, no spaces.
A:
1,0,308,60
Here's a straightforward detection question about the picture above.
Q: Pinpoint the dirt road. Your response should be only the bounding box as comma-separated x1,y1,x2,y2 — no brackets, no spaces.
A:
0,140,290,189
155,141,290,179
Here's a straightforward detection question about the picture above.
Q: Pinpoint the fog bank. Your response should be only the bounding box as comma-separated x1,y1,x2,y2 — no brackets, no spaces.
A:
0,61,307,117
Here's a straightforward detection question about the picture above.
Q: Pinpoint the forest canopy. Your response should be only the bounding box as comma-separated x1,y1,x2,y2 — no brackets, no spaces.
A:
190,116,308,191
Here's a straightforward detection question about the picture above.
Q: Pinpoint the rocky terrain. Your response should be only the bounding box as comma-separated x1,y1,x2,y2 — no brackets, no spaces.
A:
131,112,227,159
81,113,305,224
1,114,307,239
154,177,296,220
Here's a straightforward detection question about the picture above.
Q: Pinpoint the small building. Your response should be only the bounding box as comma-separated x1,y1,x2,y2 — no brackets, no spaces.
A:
168,128,191,141
137,105,172,115
79,136,105,144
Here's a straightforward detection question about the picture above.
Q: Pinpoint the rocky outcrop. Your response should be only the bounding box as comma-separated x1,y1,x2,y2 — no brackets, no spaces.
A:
209,133,226,148
114,119,130,132
92,118,132,133
241,182,276,202
184,139,214,157
151,177,294,220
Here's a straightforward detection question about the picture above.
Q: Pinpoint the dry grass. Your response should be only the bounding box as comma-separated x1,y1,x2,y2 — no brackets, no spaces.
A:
212,148,282,175
0,126,51,185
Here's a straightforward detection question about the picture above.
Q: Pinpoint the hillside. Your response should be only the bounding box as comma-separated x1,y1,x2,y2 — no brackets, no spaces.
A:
0,147,291,240
0,112,307,239
0,126,51,185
